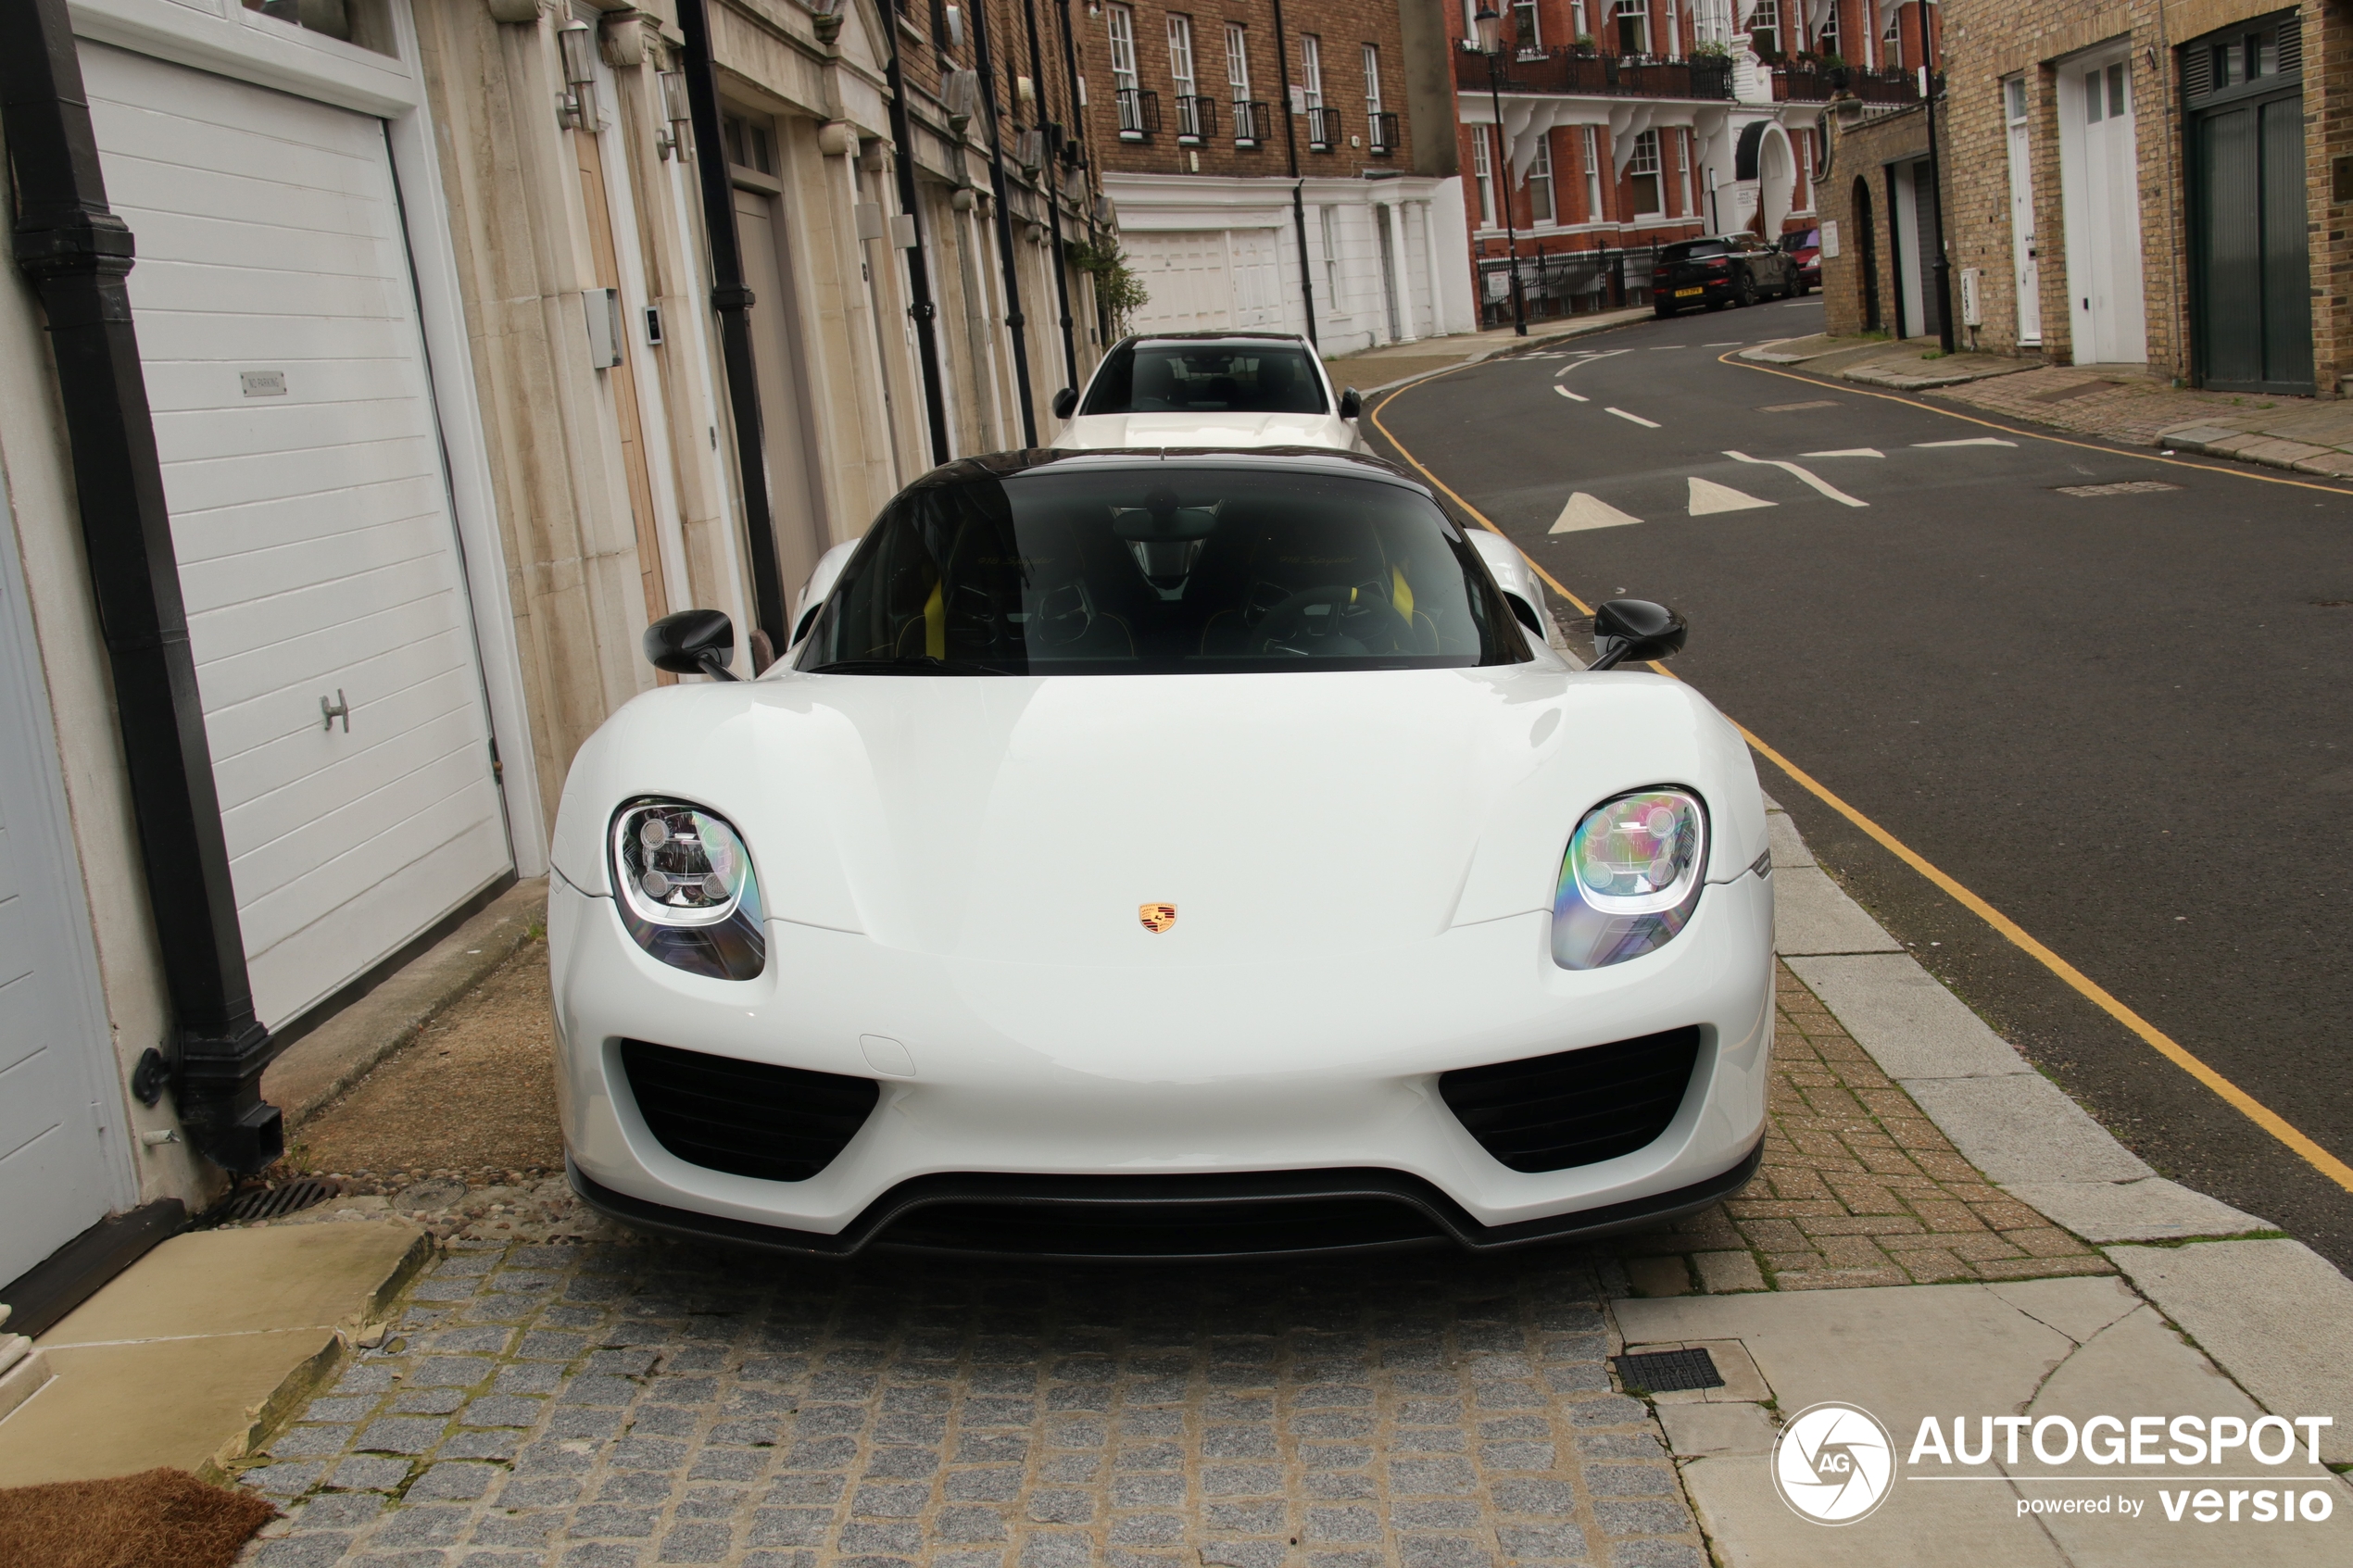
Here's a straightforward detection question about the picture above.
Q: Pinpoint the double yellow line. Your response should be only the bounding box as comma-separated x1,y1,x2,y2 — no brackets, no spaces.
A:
1367,356,2353,1196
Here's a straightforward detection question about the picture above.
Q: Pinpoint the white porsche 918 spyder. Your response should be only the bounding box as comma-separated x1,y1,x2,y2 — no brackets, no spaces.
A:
547,448,1774,1259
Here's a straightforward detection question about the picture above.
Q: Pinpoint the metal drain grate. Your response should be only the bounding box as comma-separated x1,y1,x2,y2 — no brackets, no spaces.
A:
1613,1348,1725,1393
221,1177,339,1223
2055,481,2180,497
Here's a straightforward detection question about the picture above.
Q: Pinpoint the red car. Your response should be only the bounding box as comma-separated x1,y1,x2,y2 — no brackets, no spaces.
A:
1780,228,1821,295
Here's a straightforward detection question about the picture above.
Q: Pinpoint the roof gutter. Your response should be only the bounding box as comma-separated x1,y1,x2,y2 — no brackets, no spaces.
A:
1,0,281,1173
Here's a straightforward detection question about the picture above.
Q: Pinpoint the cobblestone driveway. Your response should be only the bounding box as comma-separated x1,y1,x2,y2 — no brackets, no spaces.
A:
238,1240,1702,1568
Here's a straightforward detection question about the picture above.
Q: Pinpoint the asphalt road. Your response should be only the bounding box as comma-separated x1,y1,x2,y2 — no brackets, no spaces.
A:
1366,297,2353,1273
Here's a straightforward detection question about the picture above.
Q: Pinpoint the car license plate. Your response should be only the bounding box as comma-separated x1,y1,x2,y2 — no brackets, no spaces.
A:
1676,287,1705,297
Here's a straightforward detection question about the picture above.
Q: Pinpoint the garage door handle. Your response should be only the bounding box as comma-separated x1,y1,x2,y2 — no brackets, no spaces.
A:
321,689,349,733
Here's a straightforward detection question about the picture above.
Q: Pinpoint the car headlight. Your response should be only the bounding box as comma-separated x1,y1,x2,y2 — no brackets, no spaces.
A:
610,799,766,980
1552,788,1708,971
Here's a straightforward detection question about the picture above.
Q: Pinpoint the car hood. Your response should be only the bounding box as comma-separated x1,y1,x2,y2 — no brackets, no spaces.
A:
552,667,1766,966
1051,411,1355,451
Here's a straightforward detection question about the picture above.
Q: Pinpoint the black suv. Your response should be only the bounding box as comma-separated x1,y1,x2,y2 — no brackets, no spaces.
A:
1652,234,1799,317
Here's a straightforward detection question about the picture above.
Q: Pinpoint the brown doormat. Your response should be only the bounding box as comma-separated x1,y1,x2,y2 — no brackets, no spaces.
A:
0,1468,275,1568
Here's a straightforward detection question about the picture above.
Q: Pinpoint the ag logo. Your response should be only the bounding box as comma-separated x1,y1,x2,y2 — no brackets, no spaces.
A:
1138,902,1177,934
1771,1402,1896,1524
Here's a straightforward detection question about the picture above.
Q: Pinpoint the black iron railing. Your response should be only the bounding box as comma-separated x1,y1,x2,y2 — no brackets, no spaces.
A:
1367,110,1400,155
1115,86,1160,139
1174,94,1216,144
1456,48,1735,101
1306,105,1340,151
1231,99,1270,146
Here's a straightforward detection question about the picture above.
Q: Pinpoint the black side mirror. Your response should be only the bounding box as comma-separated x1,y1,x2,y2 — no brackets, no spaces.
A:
644,608,740,681
1051,386,1078,420
1588,598,1687,671
1338,387,1363,420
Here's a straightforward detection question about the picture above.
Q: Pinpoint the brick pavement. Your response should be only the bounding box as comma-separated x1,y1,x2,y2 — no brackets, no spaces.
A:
234,1242,1706,1568
1933,363,2353,464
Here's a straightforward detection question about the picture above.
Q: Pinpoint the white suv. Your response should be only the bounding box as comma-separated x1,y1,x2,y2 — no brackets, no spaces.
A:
1049,332,1367,452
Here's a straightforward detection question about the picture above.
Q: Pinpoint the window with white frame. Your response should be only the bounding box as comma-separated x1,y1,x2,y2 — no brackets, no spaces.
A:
1693,0,1730,45
1528,133,1556,224
1581,126,1604,219
1364,44,1382,117
1628,127,1662,214
1663,1,1680,59
1471,124,1496,226
1816,5,1838,56
1676,127,1692,213
1108,5,1139,94
1616,0,1649,56
1227,22,1250,99
1513,0,1541,52
1301,32,1324,107
1168,15,1197,98
1881,7,1902,69
1749,0,1780,56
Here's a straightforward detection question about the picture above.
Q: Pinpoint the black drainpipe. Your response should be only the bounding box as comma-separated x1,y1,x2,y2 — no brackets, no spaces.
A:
1019,0,1078,388
1268,0,1318,349
969,0,1039,447
674,0,788,644
2,0,281,1173
882,19,950,466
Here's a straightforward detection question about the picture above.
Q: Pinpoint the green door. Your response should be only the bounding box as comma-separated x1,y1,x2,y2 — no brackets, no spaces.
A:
2187,19,2312,395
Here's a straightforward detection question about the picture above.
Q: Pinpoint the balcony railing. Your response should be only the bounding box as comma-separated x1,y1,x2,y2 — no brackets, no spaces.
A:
1305,105,1340,152
1771,63,1836,102
1115,86,1160,140
1231,99,1270,147
1367,110,1400,156
1174,94,1217,144
1839,65,1923,105
1454,47,1735,101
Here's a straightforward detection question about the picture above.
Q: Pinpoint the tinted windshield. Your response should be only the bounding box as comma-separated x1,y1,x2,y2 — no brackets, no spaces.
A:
1660,241,1729,262
795,465,1528,675
1080,340,1329,416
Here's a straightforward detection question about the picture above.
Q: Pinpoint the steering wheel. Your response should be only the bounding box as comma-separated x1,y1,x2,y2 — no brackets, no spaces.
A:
1253,585,1416,656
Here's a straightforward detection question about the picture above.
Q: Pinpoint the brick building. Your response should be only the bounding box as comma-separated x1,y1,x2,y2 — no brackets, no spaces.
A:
1846,1,2352,395
1069,0,1478,352
1449,2,1923,324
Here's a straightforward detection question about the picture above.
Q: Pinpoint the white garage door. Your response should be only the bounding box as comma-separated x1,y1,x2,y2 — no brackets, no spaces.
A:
82,44,510,1029
1227,227,1286,330
1,491,130,1287
1126,231,1236,334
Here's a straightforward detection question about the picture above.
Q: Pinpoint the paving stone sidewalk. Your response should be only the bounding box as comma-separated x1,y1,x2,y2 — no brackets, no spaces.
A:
235,1241,1704,1568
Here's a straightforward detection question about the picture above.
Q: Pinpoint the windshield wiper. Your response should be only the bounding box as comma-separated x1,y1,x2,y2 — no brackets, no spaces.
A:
805,656,1014,676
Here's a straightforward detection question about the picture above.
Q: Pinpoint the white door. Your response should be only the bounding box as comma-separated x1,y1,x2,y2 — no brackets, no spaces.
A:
1125,231,1236,332
1227,228,1286,330
1,472,133,1286
82,44,511,1028
2059,55,2147,364
2005,80,2043,345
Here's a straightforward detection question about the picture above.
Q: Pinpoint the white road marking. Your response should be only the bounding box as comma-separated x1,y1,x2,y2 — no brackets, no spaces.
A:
1723,449,1869,507
1608,408,1661,428
1650,345,1683,349
1555,349,1631,376
1703,341,1743,346
1554,386,1591,402
1802,447,1884,458
1551,493,1645,532
1688,477,1776,515
1914,437,2019,447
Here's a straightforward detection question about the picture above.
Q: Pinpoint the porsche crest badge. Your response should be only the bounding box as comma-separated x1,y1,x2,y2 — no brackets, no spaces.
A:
1139,902,1177,934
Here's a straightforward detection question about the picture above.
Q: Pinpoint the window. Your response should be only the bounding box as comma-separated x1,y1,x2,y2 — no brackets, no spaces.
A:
793,459,1529,675
1364,44,1382,118
1227,22,1251,98
1513,0,1541,51
1881,6,1901,69
1581,125,1604,220
1749,0,1780,56
1815,5,1837,56
1628,128,1661,215
1301,33,1324,107
723,112,776,176
1529,133,1556,225
2005,77,2027,122
1168,14,1196,98
1693,0,1730,45
1616,0,1649,56
1472,125,1496,227
1676,127,1692,214
1108,5,1139,94
1663,1,1680,59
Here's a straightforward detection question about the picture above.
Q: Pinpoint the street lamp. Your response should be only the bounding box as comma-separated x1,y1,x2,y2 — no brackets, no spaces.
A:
1474,6,1528,335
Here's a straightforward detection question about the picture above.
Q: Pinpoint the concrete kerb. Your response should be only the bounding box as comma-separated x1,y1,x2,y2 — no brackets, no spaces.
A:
1628,798,2353,1542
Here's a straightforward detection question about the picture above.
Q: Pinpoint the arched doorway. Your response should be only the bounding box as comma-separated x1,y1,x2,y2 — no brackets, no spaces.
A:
1757,126,1795,235
1854,176,1881,332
